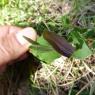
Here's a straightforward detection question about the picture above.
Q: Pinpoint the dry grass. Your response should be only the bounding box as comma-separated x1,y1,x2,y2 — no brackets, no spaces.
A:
31,56,95,95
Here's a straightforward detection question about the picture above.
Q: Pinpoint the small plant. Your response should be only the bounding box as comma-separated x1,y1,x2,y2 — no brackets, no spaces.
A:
0,0,95,95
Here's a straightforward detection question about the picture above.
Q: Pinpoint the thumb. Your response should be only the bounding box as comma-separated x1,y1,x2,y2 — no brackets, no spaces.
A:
16,27,37,47
8,27,37,62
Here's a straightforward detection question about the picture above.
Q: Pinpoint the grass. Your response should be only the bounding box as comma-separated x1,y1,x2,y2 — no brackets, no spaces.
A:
0,0,95,95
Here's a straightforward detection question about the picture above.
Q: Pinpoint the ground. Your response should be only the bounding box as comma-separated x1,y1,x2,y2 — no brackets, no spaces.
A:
0,0,95,95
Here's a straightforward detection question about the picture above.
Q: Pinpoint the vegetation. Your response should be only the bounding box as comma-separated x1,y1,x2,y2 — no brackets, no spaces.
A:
0,0,95,95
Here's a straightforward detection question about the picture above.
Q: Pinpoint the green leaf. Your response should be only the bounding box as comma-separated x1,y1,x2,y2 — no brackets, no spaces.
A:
37,35,49,46
31,49,60,63
69,31,92,59
68,30,84,48
29,36,60,63
72,41,92,59
83,29,95,38
61,15,71,28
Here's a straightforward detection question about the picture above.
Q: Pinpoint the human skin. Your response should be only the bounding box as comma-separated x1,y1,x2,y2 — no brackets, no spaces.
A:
0,26,37,72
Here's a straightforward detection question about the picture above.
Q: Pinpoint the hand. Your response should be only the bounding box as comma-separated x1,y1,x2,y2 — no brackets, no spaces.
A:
0,26,37,72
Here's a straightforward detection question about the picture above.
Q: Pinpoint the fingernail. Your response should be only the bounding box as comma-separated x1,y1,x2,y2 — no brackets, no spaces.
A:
16,27,37,45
